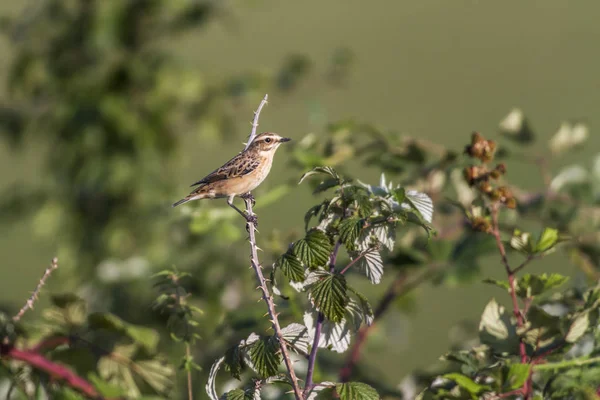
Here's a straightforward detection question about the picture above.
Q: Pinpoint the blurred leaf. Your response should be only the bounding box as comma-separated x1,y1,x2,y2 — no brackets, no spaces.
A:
549,121,589,154
550,165,588,193
88,313,159,352
505,363,531,390
482,278,510,292
516,273,569,299
293,229,333,269
442,373,490,397
222,389,254,400
299,166,341,185
566,313,590,343
403,190,434,224
499,108,535,144
479,299,519,354
535,227,559,253
309,272,349,323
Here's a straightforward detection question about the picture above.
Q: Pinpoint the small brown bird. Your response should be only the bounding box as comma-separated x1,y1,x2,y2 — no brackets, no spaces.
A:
172,132,291,220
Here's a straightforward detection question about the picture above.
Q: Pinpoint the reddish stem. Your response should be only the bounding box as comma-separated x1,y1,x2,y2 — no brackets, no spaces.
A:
2,346,100,399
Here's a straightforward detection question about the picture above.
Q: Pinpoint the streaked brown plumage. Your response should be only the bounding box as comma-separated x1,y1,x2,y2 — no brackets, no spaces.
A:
172,132,291,219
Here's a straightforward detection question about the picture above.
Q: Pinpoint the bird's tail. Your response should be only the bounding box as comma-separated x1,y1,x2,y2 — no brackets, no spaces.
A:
172,197,192,208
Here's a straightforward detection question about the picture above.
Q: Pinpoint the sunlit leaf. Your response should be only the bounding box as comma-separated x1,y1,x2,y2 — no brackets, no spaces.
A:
299,166,341,185
206,357,225,400
549,121,589,154
516,273,569,298
479,299,519,354
293,229,333,269
281,323,311,355
534,227,559,253
277,251,305,283
565,313,589,343
354,248,384,284
247,337,281,378
335,382,380,400
339,217,363,249
309,272,349,322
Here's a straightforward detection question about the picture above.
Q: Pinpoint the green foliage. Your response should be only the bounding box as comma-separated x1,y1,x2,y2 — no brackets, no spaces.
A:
317,382,380,399
293,229,334,269
309,272,349,323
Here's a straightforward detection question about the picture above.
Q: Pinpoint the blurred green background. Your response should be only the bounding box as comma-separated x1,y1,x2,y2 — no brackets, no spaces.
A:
1,0,599,394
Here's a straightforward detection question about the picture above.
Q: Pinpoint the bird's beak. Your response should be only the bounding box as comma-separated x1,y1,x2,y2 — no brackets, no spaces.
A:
279,137,292,143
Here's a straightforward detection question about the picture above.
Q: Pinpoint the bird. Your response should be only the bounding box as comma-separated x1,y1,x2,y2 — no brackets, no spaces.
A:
172,132,291,221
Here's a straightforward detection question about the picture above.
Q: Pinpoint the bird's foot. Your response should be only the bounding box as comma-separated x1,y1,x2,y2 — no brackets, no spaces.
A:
241,193,256,207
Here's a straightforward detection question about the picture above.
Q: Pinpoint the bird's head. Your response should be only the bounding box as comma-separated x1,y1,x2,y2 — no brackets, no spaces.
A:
249,132,291,154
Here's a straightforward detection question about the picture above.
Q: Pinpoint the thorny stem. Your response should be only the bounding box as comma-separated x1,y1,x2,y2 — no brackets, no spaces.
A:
13,257,59,322
304,241,341,396
243,196,303,400
339,264,439,382
0,344,99,398
490,203,532,398
244,94,269,151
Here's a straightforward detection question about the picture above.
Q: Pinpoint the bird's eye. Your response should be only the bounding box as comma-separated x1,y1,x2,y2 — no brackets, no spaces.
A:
264,138,272,143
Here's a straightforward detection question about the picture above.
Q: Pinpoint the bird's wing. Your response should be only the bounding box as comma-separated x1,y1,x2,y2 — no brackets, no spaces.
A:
190,152,260,187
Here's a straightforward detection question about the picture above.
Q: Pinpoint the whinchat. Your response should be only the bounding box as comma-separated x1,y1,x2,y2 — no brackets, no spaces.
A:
172,132,291,221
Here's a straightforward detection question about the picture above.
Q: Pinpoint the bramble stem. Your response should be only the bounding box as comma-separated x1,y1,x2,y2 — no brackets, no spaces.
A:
13,257,59,322
304,241,341,396
244,94,269,151
243,196,303,400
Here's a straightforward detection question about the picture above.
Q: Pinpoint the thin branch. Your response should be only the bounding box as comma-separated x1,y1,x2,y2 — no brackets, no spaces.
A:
339,248,367,275
490,204,527,364
13,257,59,322
305,241,341,395
533,355,600,371
243,196,303,400
244,94,269,151
185,344,193,400
1,346,99,398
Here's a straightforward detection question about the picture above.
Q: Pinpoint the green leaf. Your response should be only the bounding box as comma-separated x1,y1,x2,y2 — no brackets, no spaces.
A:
87,373,126,398
339,217,363,249
443,373,490,396
277,251,305,282
299,166,341,185
88,313,159,352
304,203,323,231
222,389,254,400
335,382,380,400
516,273,569,298
505,363,531,390
534,227,559,253
309,273,349,323
293,229,333,269
224,344,244,380
403,190,434,224
313,178,342,194
565,312,590,343
482,278,510,292
247,337,281,378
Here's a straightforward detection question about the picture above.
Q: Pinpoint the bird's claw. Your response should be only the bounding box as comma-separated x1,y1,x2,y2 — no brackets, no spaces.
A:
241,193,256,207
246,214,258,225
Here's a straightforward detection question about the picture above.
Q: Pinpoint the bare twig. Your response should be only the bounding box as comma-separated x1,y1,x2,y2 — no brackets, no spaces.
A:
244,94,269,151
243,196,303,400
304,241,341,395
339,248,367,275
13,257,59,322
